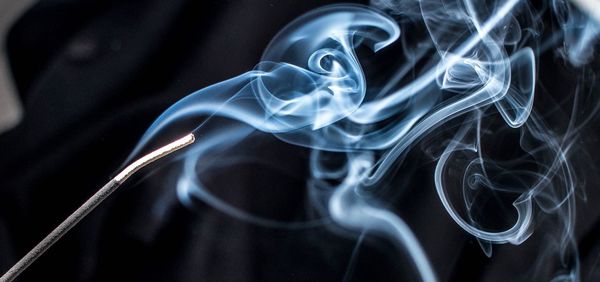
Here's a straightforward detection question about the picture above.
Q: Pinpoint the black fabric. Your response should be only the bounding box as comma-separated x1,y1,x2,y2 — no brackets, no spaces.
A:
1,1,600,281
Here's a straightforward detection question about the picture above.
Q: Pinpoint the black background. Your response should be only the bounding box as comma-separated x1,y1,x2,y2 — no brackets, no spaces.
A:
1,0,600,281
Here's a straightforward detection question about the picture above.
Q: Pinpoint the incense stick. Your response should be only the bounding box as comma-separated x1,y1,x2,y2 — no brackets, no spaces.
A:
0,133,195,282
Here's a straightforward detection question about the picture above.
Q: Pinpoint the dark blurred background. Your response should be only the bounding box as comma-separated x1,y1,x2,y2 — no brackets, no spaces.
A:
0,0,599,281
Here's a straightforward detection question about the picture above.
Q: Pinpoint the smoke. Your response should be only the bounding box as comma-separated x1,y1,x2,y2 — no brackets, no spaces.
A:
127,1,600,281
552,0,600,66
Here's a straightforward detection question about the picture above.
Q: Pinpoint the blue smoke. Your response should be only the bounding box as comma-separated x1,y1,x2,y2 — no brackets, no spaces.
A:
127,1,600,281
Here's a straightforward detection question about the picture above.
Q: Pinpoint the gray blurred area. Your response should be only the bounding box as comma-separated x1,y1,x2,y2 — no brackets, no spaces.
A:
0,0,34,134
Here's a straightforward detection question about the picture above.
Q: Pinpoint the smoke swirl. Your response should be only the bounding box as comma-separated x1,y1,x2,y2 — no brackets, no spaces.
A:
127,1,600,281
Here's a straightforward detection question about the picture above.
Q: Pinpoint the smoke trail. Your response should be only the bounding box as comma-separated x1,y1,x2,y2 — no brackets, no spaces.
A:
552,0,600,66
127,1,600,281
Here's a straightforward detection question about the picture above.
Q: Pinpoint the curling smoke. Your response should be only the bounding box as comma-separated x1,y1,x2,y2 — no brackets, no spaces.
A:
127,1,600,281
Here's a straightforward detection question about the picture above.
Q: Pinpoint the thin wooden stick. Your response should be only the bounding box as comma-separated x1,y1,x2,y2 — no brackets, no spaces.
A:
0,133,195,282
